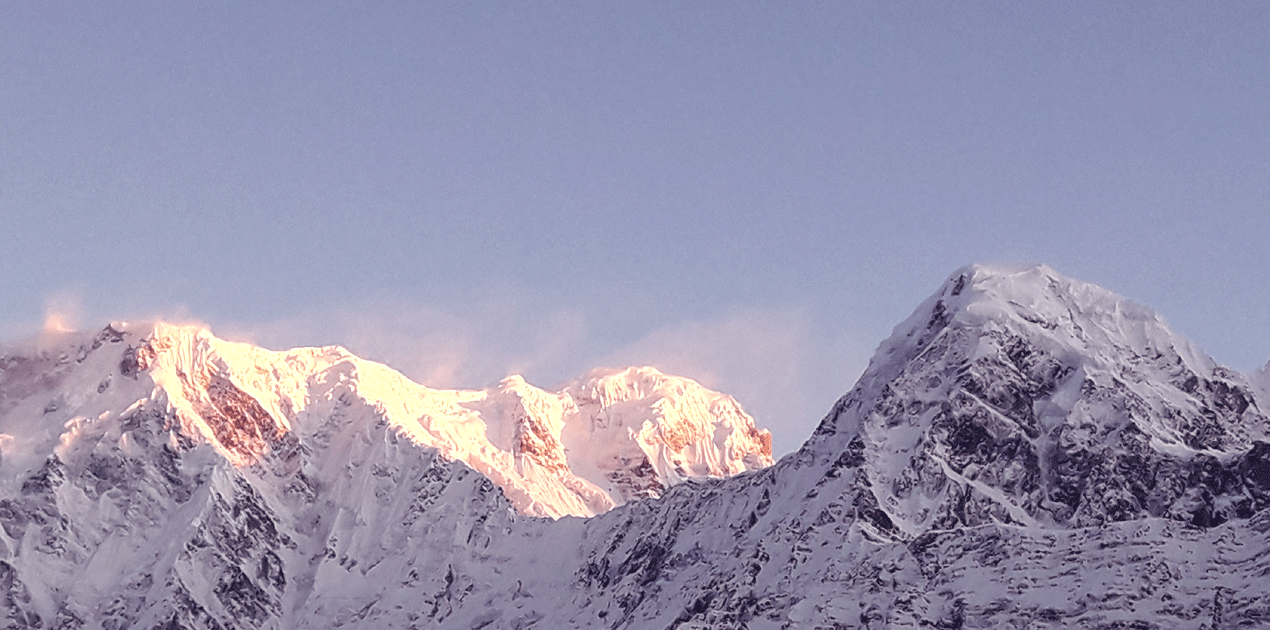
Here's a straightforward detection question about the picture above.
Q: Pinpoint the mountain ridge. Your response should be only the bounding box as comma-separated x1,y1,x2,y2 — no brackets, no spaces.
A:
796,264,1270,535
1,321,773,519
3,263,1270,628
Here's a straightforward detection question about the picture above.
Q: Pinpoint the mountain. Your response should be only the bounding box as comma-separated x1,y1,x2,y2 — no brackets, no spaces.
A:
2,264,1269,629
801,263,1270,533
3,323,771,519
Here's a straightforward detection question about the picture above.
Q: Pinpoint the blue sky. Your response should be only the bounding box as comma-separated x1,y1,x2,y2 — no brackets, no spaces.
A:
3,2,1267,456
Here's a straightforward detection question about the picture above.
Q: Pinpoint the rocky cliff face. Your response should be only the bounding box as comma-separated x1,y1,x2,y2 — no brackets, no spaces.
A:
802,264,1270,535
2,264,1269,629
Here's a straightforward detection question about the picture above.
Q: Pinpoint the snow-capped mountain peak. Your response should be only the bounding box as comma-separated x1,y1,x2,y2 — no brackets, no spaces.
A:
1,321,772,520
5,266,1270,628
805,264,1269,536
560,366,773,501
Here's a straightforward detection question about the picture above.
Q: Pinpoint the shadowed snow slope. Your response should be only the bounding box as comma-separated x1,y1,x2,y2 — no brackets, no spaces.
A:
2,264,1270,629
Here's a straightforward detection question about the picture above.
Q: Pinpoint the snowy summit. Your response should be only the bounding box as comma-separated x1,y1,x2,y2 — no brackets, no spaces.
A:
0,322,772,519
1,264,1269,628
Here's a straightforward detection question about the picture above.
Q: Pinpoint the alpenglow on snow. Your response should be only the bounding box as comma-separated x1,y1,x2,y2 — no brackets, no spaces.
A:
1,264,1269,628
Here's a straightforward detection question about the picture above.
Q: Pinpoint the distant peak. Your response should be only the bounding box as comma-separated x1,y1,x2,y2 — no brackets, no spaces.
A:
577,365,667,381
498,374,530,387
567,366,683,407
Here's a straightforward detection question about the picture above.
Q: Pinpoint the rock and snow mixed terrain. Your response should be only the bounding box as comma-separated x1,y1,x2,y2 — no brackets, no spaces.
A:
2,264,1269,628
2,325,771,520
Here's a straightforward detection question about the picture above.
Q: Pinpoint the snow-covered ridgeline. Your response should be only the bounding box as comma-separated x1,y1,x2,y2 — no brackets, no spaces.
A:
3,263,1270,628
1,322,772,518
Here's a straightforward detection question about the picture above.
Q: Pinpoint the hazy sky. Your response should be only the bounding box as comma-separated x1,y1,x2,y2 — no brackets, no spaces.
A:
3,2,1267,456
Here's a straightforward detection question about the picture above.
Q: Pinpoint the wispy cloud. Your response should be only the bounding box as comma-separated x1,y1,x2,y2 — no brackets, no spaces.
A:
6,289,867,458
217,293,596,392
598,306,831,457
217,297,870,457
42,291,84,333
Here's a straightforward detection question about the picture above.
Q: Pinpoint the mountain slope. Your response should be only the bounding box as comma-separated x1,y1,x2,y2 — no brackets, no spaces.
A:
527,264,1270,628
1,323,771,519
801,264,1270,535
0,322,769,626
2,264,1270,629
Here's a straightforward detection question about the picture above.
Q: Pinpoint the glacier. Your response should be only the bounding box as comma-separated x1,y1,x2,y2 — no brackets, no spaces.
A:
2,264,1269,628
